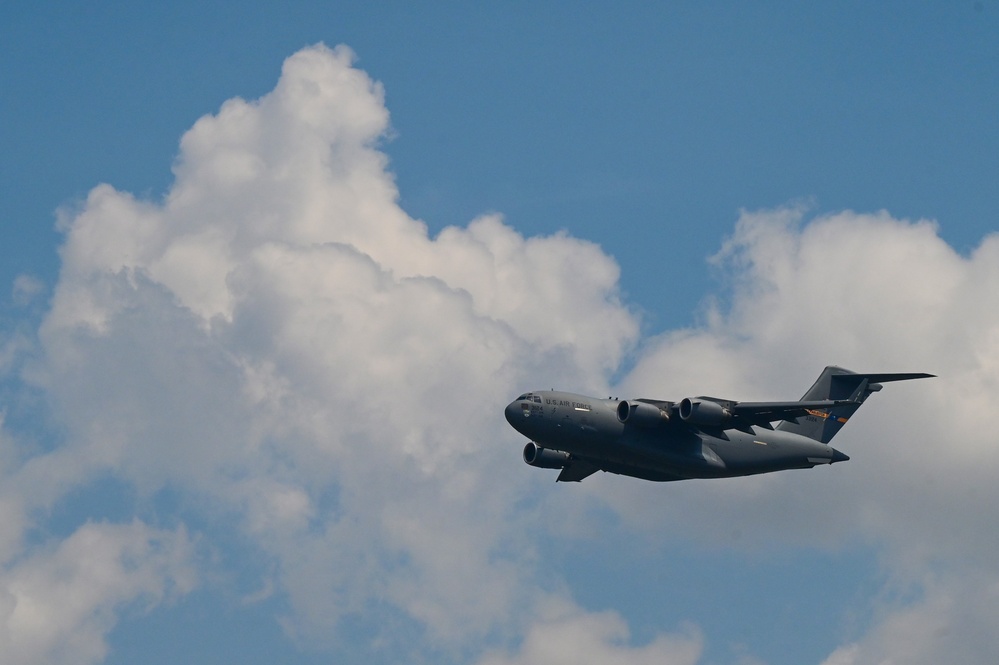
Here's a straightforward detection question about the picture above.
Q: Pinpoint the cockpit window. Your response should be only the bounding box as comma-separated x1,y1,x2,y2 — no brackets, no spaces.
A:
533,396,542,403
516,393,531,400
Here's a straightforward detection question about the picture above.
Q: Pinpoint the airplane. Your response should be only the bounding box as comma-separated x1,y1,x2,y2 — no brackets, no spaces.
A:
504,366,933,483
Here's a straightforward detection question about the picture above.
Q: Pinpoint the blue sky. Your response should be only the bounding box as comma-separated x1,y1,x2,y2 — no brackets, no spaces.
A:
1,3,998,664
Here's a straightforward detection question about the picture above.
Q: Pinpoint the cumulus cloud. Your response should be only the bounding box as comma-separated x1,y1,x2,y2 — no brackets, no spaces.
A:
474,598,702,665
821,571,999,665
0,521,194,665
6,43,640,660
610,206,999,553
599,205,999,658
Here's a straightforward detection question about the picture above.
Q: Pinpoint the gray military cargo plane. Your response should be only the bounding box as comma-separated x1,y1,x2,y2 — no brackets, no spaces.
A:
504,366,933,482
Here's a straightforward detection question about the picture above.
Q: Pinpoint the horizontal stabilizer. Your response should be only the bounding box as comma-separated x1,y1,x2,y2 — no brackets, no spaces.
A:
848,372,935,384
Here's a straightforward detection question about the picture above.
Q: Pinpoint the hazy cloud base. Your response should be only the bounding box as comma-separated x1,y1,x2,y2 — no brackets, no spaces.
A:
1,44,997,664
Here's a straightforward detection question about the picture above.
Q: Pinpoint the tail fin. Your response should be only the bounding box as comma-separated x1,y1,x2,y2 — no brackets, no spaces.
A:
777,366,933,443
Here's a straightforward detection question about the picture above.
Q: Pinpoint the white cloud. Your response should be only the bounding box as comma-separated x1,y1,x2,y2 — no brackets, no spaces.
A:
608,206,999,549
821,571,999,665
0,520,194,665
474,598,703,665
600,205,999,658
11,43,641,659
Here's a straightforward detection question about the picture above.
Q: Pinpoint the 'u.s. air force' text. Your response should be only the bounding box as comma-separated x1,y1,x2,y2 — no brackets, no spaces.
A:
545,398,592,411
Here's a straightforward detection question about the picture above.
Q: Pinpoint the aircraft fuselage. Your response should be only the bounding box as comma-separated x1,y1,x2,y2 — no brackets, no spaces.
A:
505,390,846,482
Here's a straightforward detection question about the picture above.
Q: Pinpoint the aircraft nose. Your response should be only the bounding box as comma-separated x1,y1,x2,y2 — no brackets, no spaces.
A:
504,401,520,426
830,448,850,464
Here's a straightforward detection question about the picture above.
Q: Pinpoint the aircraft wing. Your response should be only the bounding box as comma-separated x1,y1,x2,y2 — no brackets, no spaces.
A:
731,371,936,426
731,400,842,428
683,371,935,431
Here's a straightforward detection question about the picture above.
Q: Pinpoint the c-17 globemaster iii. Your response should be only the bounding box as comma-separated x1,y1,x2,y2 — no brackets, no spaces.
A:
504,366,933,483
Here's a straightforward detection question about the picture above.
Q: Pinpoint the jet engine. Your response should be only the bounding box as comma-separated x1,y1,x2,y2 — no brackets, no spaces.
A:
616,400,669,427
523,442,570,469
678,398,732,427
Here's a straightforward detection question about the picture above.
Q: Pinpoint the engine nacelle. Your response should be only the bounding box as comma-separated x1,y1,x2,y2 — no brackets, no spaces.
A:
678,398,732,427
616,400,669,427
523,442,570,469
